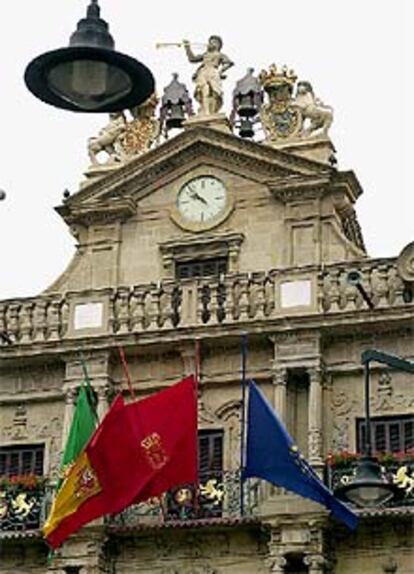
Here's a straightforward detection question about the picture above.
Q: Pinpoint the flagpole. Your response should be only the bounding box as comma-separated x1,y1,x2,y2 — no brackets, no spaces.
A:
194,338,201,516
239,332,248,516
118,346,136,400
79,354,98,422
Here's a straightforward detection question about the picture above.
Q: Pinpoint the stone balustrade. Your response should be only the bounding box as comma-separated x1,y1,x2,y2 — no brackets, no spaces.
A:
0,258,411,347
318,259,411,313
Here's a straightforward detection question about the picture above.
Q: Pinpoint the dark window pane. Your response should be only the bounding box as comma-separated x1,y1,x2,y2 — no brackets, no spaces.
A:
176,258,228,280
404,421,414,450
374,424,386,452
0,445,44,477
357,415,414,455
389,423,401,452
34,450,44,475
0,453,6,475
22,451,33,474
198,430,223,479
9,453,19,475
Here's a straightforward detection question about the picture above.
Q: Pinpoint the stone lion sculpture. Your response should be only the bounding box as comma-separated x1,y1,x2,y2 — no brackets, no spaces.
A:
294,81,333,137
86,95,160,168
87,112,127,166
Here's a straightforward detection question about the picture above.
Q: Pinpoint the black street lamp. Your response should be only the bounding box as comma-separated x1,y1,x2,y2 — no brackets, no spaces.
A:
24,0,154,113
336,350,414,507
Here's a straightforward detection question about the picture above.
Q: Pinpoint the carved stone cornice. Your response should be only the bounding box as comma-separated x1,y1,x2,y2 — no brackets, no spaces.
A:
56,196,136,227
268,177,330,203
267,169,362,207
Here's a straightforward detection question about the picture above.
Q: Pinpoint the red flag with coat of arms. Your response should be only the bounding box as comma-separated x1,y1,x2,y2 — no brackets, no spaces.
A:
44,376,197,548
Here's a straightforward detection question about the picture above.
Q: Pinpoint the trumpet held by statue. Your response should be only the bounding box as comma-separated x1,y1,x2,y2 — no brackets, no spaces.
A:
155,42,207,49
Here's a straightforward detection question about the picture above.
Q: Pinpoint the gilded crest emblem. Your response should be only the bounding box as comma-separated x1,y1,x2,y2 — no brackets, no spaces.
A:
141,432,169,470
259,65,301,142
258,64,333,144
75,466,100,499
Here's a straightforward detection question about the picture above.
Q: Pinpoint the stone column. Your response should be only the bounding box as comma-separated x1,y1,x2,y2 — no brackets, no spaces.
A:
266,527,286,573
272,365,288,423
64,353,112,429
179,344,197,377
308,367,324,475
96,385,110,421
61,386,76,448
304,554,327,574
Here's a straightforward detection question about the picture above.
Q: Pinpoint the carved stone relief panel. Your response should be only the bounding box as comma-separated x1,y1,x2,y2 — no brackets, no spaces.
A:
330,368,414,451
0,363,64,396
116,529,269,573
111,351,181,388
330,376,361,451
1,540,47,573
216,399,242,469
0,401,63,477
371,371,414,414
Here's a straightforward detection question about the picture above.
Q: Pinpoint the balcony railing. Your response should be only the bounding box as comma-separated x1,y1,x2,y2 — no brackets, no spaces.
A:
326,458,414,508
1,459,412,537
0,257,412,349
0,479,49,534
110,470,260,527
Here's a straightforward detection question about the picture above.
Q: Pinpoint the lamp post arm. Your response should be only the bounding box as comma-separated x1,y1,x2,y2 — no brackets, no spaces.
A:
364,361,372,456
361,350,414,373
355,283,375,310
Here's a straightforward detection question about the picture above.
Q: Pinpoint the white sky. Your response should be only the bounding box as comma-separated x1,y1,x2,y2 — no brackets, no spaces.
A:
0,1,412,300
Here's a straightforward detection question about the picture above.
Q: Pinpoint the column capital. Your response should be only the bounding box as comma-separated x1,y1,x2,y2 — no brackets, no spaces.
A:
307,365,324,383
382,557,398,573
270,363,288,386
178,342,199,376
266,555,287,573
63,385,77,403
304,554,327,573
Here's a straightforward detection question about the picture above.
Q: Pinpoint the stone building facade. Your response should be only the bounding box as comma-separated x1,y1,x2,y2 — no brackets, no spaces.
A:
1,69,413,573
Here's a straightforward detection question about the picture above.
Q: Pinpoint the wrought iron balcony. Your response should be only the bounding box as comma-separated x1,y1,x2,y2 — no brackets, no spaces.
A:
110,470,260,527
325,455,414,508
0,476,49,534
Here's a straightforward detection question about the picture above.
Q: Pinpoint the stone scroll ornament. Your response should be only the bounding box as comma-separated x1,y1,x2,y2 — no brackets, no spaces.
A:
258,64,333,143
397,241,414,283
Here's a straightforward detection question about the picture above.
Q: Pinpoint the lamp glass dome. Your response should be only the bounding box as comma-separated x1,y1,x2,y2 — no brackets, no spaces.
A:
343,482,395,508
47,56,132,111
24,1,154,113
335,456,398,508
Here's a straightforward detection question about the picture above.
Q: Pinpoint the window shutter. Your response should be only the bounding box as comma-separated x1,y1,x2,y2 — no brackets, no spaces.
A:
198,430,223,480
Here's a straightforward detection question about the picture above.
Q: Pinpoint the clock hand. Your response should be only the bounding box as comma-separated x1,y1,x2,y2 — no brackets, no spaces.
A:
188,187,208,205
194,192,208,205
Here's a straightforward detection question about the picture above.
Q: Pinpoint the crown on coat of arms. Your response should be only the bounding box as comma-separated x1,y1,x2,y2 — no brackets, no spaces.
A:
259,64,298,90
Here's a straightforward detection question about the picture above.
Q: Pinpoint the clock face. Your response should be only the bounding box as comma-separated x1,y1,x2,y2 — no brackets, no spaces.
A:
177,176,227,223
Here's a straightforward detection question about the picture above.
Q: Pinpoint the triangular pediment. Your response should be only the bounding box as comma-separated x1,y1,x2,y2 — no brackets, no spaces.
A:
57,126,334,224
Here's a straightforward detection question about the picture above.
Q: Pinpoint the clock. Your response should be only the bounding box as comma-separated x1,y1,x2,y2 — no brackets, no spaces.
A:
177,176,227,223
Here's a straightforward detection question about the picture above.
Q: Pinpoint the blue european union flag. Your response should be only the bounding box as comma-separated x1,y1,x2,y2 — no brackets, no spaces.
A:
243,381,358,530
